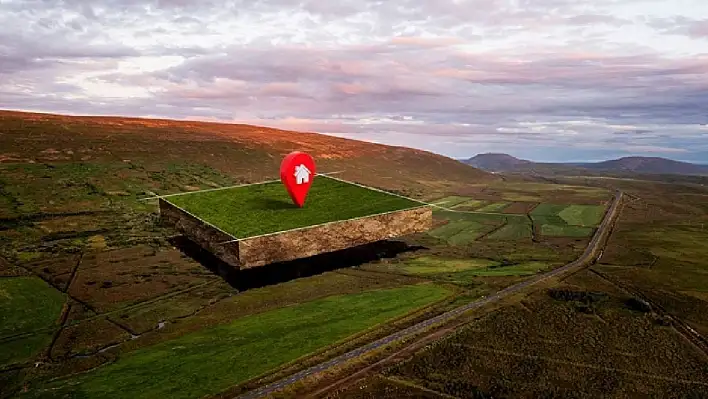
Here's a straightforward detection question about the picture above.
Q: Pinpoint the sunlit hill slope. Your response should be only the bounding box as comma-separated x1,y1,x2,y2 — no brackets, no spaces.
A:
0,110,496,198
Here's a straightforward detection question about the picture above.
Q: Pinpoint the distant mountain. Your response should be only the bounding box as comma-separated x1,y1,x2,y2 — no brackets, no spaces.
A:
464,153,532,171
463,154,708,176
582,157,708,175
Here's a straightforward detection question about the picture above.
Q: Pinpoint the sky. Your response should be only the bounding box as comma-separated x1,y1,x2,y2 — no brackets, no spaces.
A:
1,0,707,162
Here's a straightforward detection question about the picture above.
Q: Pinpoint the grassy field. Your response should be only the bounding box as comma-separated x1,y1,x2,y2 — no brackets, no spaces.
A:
428,192,606,242
427,211,505,245
540,224,594,237
431,196,470,207
391,256,550,281
530,203,604,238
558,204,605,226
476,202,509,212
452,199,486,210
24,284,450,399
165,177,421,238
486,220,533,240
0,277,65,366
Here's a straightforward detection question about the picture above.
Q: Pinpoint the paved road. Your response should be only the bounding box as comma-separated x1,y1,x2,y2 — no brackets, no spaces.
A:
236,190,624,399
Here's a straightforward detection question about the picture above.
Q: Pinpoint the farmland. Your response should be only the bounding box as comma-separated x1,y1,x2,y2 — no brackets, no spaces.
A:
429,188,607,244
21,284,449,399
0,277,65,366
332,174,708,398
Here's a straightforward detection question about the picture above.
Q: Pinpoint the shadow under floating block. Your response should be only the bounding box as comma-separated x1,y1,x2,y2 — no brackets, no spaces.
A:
158,177,433,269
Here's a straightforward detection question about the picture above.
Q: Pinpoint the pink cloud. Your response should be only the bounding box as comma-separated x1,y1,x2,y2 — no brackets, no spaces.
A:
389,36,463,47
688,19,708,38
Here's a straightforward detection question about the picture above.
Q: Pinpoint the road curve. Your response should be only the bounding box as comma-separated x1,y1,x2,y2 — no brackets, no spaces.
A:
236,190,624,399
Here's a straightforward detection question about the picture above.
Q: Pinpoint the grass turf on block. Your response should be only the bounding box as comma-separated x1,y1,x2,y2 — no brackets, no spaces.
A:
166,177,420,239
160,176,432,267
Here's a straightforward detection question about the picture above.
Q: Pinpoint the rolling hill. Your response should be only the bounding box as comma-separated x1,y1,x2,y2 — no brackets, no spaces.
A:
464,153,532,172
464,153,708,176
0,110,497,197
584,156,708,175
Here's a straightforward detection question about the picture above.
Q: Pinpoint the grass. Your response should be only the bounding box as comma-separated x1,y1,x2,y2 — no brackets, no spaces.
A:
0,277,65,337
396,257,549,282
486,222,532,240
530,203,605,237
470,261,548,276
558,205,605,226
165,177,421,238
541,224,594,237
27,284,450,399
0,277,65,366
451,199,486,209
530,203,569,216
428,212,505,245
431,196,470,207
476,202,509,212
398,257,495,274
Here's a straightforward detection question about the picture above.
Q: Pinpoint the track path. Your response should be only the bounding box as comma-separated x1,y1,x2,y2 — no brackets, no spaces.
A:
236,190,624,399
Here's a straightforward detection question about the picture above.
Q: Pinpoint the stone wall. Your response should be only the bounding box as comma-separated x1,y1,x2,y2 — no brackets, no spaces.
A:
237,206,432,268
158,199,241,268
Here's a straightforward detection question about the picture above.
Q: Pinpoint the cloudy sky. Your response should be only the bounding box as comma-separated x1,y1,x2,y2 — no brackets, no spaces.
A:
2,0,708,162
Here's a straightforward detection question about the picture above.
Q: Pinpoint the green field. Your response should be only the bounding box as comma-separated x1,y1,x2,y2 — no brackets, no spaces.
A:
541,224,594,237
26,284,449,399
429,212,505,245
432,196,471,208
165,176,421,238
486,222,532,240
558,205,605,226
0,277,65,366
530,203,568,216
398,257,496,275
452,199,486,209
476,202,510,212
530,203,604,238
470,261,549,276
395,257,549,282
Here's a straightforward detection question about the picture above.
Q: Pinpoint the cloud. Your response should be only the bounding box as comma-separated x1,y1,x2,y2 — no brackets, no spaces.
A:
1,0,708,162
648,17,708,39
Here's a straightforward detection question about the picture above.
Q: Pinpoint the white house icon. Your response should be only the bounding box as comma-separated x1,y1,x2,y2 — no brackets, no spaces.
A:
294,164,311,184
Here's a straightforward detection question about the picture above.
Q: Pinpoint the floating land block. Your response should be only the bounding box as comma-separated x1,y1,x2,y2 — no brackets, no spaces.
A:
159,176,432,269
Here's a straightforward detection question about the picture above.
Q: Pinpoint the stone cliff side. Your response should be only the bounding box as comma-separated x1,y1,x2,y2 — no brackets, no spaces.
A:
237,206,432,268
159,199,241,268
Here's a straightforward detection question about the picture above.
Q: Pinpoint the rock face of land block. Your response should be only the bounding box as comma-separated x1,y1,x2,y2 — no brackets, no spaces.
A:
159,199,240,266
159,200,432,269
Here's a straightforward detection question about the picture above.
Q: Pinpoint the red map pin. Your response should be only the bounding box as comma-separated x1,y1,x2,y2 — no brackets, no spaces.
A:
280,151,316,208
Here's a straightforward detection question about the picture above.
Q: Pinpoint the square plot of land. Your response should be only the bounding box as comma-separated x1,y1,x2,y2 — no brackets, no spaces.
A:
160,176,432,268
164,176,422,239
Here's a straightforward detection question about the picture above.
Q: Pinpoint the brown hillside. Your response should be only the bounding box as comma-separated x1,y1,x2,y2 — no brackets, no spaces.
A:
0,110,496,196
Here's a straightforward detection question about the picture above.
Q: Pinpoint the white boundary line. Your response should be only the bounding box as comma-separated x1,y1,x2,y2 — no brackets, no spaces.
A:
318,174,430,206
138,171,347,201
161,199,238,241
138,179,280,201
